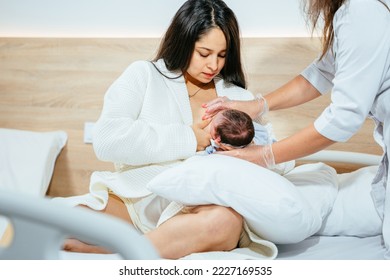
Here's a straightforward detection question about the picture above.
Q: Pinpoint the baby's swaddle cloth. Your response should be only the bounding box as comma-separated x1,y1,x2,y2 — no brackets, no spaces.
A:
252,122,275,145
205,139,219,154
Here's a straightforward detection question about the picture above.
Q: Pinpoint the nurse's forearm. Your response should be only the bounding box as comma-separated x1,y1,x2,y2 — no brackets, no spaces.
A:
266,75,321,111
272,123,335,164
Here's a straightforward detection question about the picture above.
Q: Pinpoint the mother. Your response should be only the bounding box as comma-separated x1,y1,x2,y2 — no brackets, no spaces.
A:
60,0,274,259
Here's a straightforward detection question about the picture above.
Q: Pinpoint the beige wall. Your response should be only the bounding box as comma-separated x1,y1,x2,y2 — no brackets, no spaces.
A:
0,38,381,197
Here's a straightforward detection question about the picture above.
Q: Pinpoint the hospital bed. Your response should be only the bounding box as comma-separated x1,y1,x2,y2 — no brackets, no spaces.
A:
0,129,386,259
0,191,159,260
0,128,159,259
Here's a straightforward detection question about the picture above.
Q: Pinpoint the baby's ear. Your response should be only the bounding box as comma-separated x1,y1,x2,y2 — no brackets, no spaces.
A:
214,136,222,145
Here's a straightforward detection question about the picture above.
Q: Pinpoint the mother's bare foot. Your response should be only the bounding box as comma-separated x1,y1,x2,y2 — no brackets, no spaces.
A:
63,238,112,254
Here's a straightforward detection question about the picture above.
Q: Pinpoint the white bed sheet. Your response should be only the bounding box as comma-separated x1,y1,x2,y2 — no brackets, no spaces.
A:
277,235,385,260
59,234,386,260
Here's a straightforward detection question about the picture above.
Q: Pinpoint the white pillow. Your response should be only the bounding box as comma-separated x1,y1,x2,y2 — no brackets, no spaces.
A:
147,154,337,244
317,165,382,237
0,128,67,197
283,163,339,224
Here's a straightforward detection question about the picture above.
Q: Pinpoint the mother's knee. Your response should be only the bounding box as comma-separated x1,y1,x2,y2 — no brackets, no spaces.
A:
197,206,243,250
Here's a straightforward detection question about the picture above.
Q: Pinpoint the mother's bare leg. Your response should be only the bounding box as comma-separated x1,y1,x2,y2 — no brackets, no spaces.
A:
147,205,243,259
63,196,243,259
63,194,132,253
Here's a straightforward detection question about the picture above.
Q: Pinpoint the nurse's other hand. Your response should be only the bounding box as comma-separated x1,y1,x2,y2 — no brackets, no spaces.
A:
202,96,264,120
202,96,233,120
216,144,275,168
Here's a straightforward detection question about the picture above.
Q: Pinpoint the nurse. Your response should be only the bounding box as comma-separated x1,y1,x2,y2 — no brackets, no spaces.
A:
204,0,390,258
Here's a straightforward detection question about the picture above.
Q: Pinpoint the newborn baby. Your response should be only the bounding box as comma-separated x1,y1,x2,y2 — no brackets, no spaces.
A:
205,109,272,154
205,108,295,175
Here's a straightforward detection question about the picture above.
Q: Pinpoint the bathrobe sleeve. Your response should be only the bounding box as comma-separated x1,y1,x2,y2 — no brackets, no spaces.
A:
92,60,197,166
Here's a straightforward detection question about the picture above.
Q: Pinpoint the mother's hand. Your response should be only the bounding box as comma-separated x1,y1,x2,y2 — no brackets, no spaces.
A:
191,119,212,152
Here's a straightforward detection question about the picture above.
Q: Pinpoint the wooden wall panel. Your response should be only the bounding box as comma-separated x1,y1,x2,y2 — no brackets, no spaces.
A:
0,38,382,197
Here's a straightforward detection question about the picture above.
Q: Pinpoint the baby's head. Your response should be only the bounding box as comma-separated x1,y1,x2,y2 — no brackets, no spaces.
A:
210,109,254,150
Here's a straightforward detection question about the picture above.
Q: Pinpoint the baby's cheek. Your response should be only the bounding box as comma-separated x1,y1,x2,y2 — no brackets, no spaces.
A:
204,123,211,134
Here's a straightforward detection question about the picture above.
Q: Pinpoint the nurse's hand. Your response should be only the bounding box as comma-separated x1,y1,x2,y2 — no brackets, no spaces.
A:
201,96,232,120
216,144,275,169
202,94,266,120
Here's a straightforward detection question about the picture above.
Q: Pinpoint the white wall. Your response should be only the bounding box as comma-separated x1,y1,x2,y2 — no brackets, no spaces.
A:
0,0,310,38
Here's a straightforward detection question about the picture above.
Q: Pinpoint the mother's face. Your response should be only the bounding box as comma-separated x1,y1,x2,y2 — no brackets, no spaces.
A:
186,27,227,84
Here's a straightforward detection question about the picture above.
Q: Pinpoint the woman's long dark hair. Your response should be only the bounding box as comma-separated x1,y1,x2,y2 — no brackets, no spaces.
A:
153,0,246,88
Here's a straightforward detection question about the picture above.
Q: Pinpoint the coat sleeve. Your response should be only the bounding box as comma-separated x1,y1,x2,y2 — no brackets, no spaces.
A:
313,1,389,142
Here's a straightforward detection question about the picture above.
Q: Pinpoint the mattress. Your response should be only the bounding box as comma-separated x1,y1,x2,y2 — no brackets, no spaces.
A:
277,235,385,260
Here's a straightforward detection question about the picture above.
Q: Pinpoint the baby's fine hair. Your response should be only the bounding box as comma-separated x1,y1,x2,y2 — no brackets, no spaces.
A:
216,109,255,147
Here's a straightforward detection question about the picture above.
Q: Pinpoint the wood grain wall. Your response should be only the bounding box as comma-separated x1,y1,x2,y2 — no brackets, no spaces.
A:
0,38,382,197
